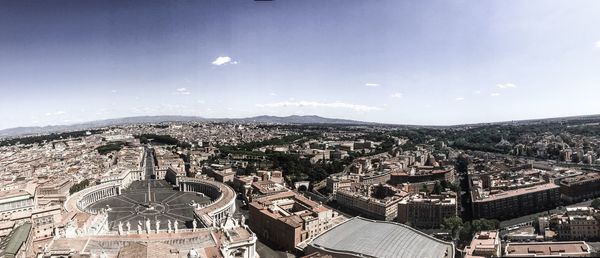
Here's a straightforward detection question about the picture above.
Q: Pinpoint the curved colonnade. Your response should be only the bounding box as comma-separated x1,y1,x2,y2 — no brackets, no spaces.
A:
64,182,122,214
64,176,236,229
178,177,236,227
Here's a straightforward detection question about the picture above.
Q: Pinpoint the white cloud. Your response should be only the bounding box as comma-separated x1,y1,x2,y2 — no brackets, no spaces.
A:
455,97,465,101
269,92,277,96
256,101,381,112
365,83,380,87
390,92,403,98
197,100,205,104
490,92,501,97
595,40,600,48
174,88,191,95
110,90,117,93
475,90,481,94
211,56,237,66
496,83,517,89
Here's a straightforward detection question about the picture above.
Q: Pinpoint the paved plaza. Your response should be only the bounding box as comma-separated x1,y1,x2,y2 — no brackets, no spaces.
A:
89,180,212,231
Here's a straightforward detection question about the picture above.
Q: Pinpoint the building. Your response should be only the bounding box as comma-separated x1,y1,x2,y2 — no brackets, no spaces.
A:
256,170,284,185
325,176,352,194
0,221,15,238
389,166,455,185
305,217,454,258
0,190,35,215
560,173,600,203
0,222,33,258
31,205,62,240
203,165,236,183
398,181,437,194
464,231,501,258
248,191,336,250
39,217,258,258
233,174,288,203
36,178,73,206
471,183,560,220
504,241,591,257
356,171,391,185
397,192,457,228
551,207,600,241
335,184,406,221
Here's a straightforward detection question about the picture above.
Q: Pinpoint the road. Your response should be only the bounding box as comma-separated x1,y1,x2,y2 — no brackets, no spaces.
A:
144,148,155,179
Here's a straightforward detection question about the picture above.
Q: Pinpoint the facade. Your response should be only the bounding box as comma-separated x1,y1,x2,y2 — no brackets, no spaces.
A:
179,177,237,226
248,191,336,250
471,183,560,220
553,207,600,241
464,231,501,258
36,178,73,205
325,176,352,194
397,192,458,228
335,184,406,221
233,171,287,203
203,165,236,183
356,171,391,185
560,173,600,202
0,190,35,215
31,205,62,240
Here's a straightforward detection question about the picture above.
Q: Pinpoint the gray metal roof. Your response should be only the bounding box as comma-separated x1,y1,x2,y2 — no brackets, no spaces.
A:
309,217,454,258
0,222,32,258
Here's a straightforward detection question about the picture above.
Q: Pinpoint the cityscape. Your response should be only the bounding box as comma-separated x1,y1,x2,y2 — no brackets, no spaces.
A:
2,1,600,258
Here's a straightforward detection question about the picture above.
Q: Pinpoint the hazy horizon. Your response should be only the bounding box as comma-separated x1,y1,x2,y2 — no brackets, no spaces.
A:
4,112,600,131
2,0,600,130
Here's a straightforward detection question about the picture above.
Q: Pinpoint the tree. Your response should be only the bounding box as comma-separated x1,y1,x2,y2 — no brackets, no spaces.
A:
69,179,90,194
442,216,463,239
244,163,257,175
459,222,473,243
420,184,430,194
456,153,470,174
471,219,498,232
433,181,443,194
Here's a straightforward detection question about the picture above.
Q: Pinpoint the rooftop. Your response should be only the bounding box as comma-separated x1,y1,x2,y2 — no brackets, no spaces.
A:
561,173,600,185
0,222,32,257
505,241,590,257
309,217,454,258
465,231,500,258
474,183,559,202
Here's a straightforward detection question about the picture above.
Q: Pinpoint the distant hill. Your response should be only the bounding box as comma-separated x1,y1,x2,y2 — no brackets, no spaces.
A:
215,115,374,125
4,113,600,139
0,115,374,138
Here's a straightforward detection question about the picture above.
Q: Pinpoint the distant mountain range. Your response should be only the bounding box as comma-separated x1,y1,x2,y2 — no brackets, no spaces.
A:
0,115,376,138
3,113,600,138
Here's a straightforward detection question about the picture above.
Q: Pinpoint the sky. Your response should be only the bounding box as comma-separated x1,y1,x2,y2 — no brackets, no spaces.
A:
1,0,600,129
